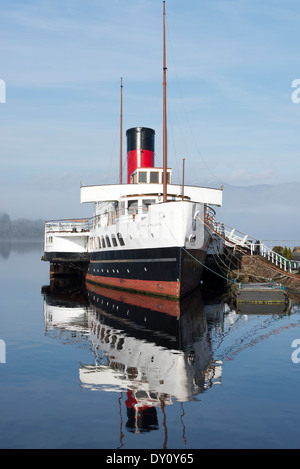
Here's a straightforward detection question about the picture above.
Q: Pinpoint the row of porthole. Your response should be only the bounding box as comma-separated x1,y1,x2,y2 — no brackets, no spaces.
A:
88,295,128,316
92,268,120,274
88,293,132,319
91,266,149,274
89,232,125,250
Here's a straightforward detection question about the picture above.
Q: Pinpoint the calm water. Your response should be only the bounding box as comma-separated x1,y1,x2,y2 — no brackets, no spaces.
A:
1,241,300,450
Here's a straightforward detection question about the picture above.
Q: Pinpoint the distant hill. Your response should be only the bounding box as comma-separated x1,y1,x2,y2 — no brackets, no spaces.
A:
0,212,44,239
215,182,300,242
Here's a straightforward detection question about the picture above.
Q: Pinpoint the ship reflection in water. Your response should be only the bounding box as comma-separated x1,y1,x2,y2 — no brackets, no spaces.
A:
84,283,223,398
42,279,226,435
42,278,289,439
83,285,221,438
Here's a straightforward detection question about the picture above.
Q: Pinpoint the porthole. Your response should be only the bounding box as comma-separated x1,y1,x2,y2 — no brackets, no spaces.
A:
111,234,118,247
117,233,125,246
105,235,111,247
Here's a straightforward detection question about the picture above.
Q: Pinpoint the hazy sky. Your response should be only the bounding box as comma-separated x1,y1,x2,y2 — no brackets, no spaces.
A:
1,0,300,221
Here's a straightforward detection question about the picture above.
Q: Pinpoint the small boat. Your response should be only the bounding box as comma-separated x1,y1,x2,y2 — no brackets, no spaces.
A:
43,2,223,298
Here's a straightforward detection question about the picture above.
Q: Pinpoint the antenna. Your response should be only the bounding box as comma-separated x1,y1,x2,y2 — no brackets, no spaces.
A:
120,77,123,184
163,1,167,202
182,158,185,200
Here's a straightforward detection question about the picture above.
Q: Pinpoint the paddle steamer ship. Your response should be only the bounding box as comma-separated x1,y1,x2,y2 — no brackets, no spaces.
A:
43,2,223,298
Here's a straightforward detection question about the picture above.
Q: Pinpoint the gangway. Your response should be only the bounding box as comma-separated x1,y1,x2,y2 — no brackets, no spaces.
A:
213,223,300,273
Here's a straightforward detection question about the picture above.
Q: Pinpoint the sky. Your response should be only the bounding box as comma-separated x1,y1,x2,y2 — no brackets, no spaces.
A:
1,0,300,223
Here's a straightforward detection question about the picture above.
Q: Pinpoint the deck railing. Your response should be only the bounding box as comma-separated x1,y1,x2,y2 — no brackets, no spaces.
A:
212,223,300,273
249,242,300,272
45,218,90,234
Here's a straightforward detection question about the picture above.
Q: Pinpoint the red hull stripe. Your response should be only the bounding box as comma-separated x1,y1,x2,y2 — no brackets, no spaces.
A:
85,273,180,298
86,282,180,316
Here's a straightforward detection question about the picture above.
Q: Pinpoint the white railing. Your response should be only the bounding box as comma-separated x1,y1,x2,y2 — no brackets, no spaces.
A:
45,218,90,234
214,223,300,273
250,242,300,272
204,206,216,228
214,224,253,249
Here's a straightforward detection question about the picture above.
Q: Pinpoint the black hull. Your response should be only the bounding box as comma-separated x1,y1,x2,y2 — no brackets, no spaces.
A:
44,246,208,298
86,246,207,298
43,252,89,263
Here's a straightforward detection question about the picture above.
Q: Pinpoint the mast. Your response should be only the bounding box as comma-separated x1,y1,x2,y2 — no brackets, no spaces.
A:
163,1,167,202
182,158,185,200
120,77,123,184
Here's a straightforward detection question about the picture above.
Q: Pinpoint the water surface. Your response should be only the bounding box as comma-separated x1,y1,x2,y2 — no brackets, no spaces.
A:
0,241,300,449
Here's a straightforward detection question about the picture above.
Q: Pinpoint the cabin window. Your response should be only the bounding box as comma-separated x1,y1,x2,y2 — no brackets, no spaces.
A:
139,172,147,183
97,237,101,249
115,202,120,217
105,235,111,248
101,235,106,248
117,232,125,246
111,234,118,247
142,199,156,213
119,201,125,216
128,200,138,214
150,171,159,183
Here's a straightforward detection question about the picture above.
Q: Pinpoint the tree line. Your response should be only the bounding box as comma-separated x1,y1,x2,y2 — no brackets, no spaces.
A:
0,212,44,239
272,245,293,260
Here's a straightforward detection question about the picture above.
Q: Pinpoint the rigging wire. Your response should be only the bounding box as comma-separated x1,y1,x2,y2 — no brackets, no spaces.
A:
156,201,300,292
103,117,120,186
195,215,300,293
165,15,223,187
167,100,180,183
206,236,282,286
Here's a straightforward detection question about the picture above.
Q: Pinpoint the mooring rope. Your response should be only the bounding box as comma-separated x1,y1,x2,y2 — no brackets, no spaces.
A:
196,215,300,284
